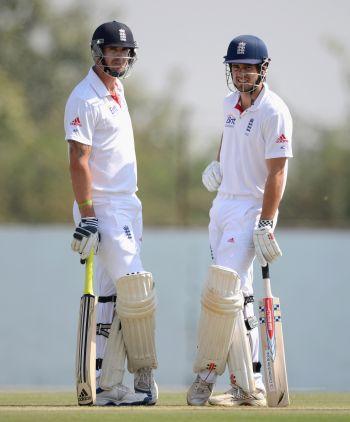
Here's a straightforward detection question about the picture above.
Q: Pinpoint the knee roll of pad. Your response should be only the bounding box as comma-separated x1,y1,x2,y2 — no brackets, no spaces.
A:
116,272,157,373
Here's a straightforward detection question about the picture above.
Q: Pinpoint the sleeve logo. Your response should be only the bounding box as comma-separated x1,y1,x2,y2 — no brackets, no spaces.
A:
276,134,288,143
70,117,82,127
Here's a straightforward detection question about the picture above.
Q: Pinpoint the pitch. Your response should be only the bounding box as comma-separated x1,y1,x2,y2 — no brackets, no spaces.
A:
0,392,349,421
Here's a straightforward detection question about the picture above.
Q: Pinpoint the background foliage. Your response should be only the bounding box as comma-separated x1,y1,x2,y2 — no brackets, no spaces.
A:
0,0,349,226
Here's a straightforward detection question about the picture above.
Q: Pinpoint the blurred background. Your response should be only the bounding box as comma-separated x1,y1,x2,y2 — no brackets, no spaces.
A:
0,0,349,392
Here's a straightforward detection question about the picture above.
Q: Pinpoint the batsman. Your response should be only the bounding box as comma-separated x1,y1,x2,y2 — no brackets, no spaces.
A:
187,35,293,406
65,21,158,406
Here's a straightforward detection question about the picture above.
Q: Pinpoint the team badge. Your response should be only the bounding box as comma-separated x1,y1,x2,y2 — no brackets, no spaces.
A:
237,41,246,55
119,29,126,41
123,225,132,239
245,118,254,135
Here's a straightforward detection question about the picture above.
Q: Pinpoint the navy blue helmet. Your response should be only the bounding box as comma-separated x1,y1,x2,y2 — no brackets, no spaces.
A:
224,35,270,93
224,35,269,64
91,21,137,50
91,21,137,78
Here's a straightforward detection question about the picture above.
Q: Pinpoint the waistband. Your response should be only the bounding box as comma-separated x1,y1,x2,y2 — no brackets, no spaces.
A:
92,192,139,204
217,192,262,203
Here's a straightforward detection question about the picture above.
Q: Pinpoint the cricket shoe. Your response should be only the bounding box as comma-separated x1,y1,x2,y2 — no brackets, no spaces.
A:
208,384,267,407
134,367,158,405
95,384,150,406
187,375,214,406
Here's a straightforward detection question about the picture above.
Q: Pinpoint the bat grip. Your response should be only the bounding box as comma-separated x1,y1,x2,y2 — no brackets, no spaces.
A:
262,264,273,298
262,264,269,279
84,251,94,295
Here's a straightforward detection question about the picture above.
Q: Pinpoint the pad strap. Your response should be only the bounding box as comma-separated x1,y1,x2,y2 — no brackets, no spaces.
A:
253,362,262,373
98,295,117,303
96,358,103,371
96,323,111,338
244,295,254,305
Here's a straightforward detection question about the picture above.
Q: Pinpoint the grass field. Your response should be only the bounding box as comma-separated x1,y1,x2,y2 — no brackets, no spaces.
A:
0,392,350,421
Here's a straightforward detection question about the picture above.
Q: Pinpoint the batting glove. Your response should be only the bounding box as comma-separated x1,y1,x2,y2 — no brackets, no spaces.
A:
202,161,222,192
71,217,100,264
253,219,282,267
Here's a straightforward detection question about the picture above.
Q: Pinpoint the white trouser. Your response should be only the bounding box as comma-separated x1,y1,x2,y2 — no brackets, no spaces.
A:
73,193,144,379
207,193,264,390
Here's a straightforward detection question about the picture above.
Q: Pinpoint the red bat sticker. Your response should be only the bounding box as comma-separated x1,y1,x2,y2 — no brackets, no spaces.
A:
264,298,276,360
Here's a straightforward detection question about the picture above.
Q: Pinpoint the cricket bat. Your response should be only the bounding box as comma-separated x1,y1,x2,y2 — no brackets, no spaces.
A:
259,264,290,407
76,251,97,405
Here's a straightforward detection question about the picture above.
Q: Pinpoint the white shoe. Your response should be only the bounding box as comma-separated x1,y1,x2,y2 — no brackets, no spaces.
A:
96,384,150,406
134,367,158,405
208,384,267,407
187,375,214,406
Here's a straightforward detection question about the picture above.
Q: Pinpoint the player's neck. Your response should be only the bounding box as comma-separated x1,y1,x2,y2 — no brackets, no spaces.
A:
239,84,263,110
93,65,117,94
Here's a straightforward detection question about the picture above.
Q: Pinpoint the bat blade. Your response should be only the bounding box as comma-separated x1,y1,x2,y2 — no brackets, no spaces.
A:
75,253,96,405
259,295,290,407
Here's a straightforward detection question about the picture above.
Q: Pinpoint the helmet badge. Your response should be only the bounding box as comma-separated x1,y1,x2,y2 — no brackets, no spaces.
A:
237,42,246,55
119,28,126,41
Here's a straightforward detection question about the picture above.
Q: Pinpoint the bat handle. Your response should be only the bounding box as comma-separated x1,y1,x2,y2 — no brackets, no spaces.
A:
84,251,94,295
262,264,273,298
261,263,269,279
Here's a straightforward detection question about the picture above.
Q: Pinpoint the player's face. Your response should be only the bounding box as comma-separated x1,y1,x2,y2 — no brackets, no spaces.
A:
103,46,130,73
231,64,260,92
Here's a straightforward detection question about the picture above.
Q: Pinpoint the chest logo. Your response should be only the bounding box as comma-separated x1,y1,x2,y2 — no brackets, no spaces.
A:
244,118,254,135
225,114,236,127
109,105,119,115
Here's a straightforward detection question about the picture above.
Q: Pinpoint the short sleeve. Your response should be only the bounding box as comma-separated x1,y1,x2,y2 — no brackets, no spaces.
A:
64,96,96,145
262,110,293,159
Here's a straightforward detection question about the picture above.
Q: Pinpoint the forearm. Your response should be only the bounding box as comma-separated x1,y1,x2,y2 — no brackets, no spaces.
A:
261,170,285,220
216,134,223,161
69,141,95,217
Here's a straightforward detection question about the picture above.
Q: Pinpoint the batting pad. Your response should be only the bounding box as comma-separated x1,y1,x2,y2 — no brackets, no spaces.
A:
193,265,244,375
227,315,256,393
99,311,126,389
116,272,157,373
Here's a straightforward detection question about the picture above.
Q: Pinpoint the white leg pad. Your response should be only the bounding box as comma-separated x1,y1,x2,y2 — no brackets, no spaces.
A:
193,265,244,375
99,311,126,389
116,272,157,373
227,314,256,393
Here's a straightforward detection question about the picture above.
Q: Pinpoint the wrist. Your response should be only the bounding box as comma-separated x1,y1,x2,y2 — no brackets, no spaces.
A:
78,199,93,209
258,219,273,229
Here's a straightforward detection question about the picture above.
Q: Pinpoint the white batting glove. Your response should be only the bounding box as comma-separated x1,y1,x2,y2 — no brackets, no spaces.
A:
253,220,282,267
71,217,100,264
202,161,222,192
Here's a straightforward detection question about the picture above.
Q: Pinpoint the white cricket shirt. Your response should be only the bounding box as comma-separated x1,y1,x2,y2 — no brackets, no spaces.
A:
219,84,293,199
64,68,137,197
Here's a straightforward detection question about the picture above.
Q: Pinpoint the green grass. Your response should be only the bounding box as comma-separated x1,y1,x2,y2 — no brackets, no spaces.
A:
0,392,349,421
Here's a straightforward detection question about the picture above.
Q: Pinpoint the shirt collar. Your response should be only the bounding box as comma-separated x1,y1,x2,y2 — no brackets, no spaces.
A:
87,67,110,98
249,83,268,111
